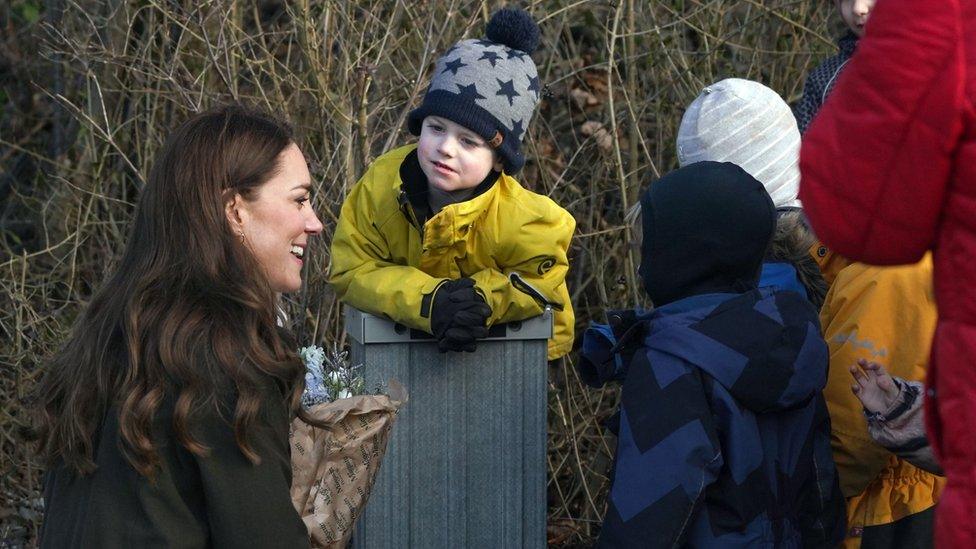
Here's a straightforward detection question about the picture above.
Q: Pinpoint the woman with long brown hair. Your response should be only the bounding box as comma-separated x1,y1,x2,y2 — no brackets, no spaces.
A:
35,105,322,547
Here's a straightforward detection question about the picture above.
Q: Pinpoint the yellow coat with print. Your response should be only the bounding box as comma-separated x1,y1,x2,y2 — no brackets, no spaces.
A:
329,144,575,359
819,254,944,546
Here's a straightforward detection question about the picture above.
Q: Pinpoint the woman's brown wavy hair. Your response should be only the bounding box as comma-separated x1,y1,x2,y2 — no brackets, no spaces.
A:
35,105,311,478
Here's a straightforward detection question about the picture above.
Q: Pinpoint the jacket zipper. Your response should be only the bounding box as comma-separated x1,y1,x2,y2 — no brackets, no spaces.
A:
398,190,424,240
509,272,564,311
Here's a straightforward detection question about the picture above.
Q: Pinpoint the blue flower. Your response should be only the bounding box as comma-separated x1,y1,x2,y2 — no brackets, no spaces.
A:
300,345,333,407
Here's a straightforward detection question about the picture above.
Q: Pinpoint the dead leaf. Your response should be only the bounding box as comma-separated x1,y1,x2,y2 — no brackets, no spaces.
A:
570,88,601,109
580,121,614,152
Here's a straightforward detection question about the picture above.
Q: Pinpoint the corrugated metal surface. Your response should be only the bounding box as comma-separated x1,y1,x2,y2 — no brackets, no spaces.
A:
349,308,548,549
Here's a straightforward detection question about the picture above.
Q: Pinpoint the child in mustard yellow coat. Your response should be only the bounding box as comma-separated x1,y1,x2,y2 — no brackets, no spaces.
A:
819,255,944,547
329,9,574,359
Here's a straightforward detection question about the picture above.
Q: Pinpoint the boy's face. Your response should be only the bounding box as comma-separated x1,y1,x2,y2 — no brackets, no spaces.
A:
417,116,502,192
836,0,875,36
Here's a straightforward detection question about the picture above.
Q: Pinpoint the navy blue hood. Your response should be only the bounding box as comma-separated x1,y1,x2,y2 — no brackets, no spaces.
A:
639,161,776,307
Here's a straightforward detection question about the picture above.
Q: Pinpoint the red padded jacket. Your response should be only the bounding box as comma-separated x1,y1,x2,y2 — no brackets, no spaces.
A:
799,0,976,546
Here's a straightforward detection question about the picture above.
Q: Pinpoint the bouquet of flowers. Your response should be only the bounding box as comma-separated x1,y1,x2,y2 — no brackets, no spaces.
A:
298,345,366,405
289,345,406,548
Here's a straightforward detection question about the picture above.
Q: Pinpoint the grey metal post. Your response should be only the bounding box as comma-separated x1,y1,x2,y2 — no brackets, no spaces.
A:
348,307,550,549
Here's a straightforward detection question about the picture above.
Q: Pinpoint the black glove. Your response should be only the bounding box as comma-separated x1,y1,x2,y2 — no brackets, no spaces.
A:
429,278,491,353
437,310,490,352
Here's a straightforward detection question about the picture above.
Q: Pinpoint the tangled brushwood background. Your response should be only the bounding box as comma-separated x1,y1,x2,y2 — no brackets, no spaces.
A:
1,1,837,545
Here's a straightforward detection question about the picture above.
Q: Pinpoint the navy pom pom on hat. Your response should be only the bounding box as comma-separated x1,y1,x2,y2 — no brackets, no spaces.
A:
408,7,541,174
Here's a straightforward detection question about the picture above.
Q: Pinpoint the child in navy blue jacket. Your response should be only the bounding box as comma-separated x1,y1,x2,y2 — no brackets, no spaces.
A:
794,0,876,133
581,161,845,547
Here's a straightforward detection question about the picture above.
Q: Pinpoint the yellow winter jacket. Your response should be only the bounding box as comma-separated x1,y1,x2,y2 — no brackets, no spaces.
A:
329,145,576,359
819,254,944,545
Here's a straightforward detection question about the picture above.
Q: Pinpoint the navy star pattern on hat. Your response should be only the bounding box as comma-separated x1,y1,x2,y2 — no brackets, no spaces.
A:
442,58,466,75
425,35,539,135
410,10,542,174
496,78,520,105
479,50,501,67
527,75,540,97
457,83,486,102
511,118,525,139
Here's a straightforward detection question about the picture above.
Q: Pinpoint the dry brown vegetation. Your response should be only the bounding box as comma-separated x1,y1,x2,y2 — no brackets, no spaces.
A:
1,0,836,545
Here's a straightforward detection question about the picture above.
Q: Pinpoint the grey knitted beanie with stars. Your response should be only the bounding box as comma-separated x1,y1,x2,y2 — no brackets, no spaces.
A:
408,8,541,174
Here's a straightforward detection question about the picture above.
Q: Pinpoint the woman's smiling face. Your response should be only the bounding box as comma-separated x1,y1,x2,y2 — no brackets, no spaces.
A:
233,143,323,293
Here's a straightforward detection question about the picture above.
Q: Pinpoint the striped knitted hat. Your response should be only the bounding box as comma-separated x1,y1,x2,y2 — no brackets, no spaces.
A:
676,78,802,209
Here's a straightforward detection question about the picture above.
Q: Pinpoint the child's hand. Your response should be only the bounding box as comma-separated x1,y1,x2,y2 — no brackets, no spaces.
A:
430,278,491,353
850,358,900,415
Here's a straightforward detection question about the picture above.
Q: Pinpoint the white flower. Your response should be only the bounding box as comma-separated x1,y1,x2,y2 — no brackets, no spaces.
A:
299,346,326,371
299,344,366,407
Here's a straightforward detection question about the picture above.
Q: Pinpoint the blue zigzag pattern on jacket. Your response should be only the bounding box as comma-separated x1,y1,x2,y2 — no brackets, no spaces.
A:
611,408,719,521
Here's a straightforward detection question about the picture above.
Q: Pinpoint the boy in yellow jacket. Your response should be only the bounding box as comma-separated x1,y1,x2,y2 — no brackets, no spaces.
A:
329,8,575,359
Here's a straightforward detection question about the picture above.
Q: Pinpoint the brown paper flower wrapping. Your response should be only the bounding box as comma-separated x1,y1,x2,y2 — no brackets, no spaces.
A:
290,381,406,548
